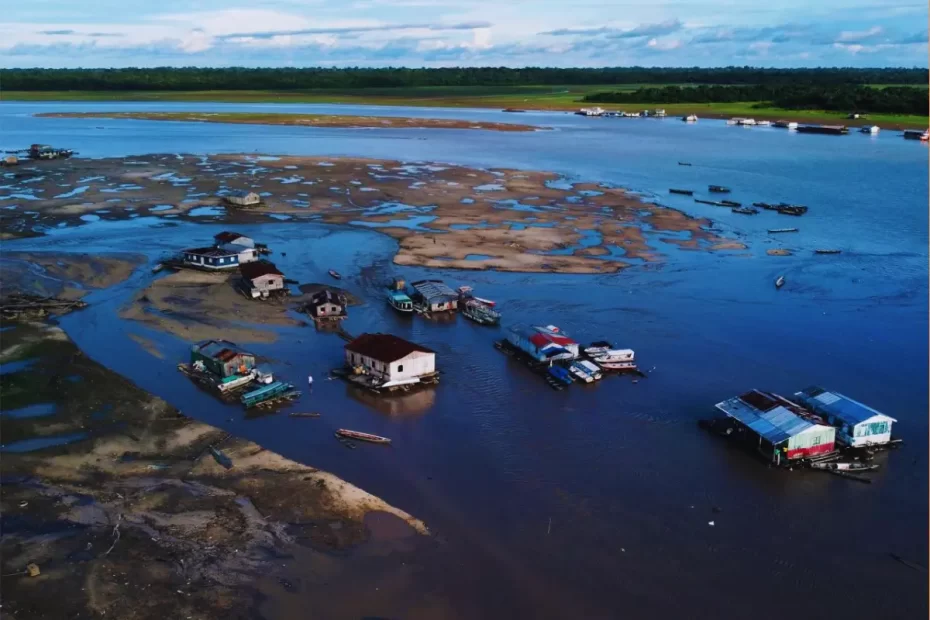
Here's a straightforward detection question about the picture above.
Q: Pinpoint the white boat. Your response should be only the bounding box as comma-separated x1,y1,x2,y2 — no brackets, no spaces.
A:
728,117,756,126
584,341,614,357
860,125,880,134
457,285,496,307
592,348,635,363
682,114,698,122
756,120,772,126
597,360,637,371
577,107,605,117
570,360,603,383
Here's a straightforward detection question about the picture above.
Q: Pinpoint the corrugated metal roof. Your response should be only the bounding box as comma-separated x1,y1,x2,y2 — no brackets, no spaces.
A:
716,393,815,444
410,279,458,302
794,386,895,425
195,339,251,361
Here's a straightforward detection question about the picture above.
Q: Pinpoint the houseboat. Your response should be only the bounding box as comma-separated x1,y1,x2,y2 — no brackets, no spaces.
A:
796,125,849,135
303,289,347,322
710,390,836,466
181,246,244,270
727,118,756,126
506,324,579,362
179,340,261,395
681,114,698,122
456,285,496,307
411,279,459,312
343,333,439,391
387,290,414,313
239,261,286,299
792,386,897,448
223,190,262,207
773,120,798,129
461,299,501,325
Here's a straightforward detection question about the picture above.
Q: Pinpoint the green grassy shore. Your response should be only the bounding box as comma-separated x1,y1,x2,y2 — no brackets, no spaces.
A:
5,85,927,129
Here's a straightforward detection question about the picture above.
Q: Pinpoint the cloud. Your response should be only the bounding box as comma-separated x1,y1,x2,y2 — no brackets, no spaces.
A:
542,19,682,39
836,26,883,43
39,29,74,35
218,21,492,40
646,36,682,51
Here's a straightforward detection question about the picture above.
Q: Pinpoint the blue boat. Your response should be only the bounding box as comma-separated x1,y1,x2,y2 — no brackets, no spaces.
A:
240,380,298,408
548,365,573,385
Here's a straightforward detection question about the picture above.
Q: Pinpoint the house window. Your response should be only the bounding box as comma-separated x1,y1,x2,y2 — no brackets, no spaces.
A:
397,364,404,373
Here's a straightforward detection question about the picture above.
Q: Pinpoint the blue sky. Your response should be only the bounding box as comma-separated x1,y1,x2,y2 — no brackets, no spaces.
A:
2,1,927,68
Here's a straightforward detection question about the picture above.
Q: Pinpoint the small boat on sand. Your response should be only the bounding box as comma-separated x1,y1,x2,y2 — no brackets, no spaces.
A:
328,269,342,279
335,429,391,444
708,185,731,193
768,228,798,233
669,188,694,195
814,249,842,254
775,275,785,289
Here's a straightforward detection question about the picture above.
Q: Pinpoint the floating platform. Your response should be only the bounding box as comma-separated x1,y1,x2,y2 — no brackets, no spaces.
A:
177,363,254,402
330,367,440,394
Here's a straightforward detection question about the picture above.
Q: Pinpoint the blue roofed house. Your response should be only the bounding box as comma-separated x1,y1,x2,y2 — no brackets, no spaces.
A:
793,386,896,448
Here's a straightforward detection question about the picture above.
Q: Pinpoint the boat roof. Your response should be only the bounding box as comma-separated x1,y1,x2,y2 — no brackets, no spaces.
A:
183,246,239,257
194,339,252,361
346,333,434,363
793,386,896,425
389,291,412,301
716,390,826,445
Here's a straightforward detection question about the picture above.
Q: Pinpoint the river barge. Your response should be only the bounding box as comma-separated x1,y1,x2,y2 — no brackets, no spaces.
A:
796,124,849,135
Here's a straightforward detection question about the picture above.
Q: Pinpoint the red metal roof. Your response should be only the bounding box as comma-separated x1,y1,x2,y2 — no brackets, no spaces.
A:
345,333,434,363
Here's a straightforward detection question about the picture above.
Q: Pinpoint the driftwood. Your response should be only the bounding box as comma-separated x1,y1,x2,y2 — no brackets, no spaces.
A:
1,293,88,320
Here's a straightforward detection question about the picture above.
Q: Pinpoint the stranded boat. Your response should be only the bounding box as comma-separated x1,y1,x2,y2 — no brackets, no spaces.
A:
669,188,694,195
335,429,392,444
708,185,731,193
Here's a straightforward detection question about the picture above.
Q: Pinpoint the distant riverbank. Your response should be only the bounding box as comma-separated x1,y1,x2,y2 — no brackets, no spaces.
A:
35,111,546,132
9,88,928,129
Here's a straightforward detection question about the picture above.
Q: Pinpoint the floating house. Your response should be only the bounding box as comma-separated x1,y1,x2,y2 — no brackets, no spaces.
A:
306,289,347,321
792,386,896,448
345,333,436,386
715,390,835,465
191,340,256,380
796,125,849,135
214,231,255,248
223,190,262,207
506,324,579,362
181,246,242,270
239,261,285,298
410,279,458,312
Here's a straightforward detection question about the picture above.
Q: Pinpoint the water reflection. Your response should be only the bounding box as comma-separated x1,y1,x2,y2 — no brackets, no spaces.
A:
345,383,436,417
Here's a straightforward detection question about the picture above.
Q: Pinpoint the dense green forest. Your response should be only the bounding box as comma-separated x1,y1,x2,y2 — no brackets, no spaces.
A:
584,84,929,115
1,66,927,91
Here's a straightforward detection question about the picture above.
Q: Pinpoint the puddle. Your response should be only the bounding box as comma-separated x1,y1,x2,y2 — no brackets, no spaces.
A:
465,254,496,261
80,214,101,222
0,359,35,374
0,193,41,201
150,205,174,212
268,214,292,221
54,186,90,199
350,215,438,231
2,432,88,453
461,198,475,204
364,202,435,216
188,206,226,217
494,199,544,213
2,403,56,419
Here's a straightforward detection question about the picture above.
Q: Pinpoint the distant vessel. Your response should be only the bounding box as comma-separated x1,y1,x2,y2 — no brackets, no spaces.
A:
576,107,605,117
719,199,741,207
669,188,694,195
682,114,698,122
461,299,501,325
768,228,799,233
773,120,799,129
755,120,772,127
860,125,880,134
708,185,731,193
814,249,842,254
727,118,756,126
328,269,342,279
678,161,692,166
335,429,392,444
775,275,785,289
796,125,849,135
731,207,758,215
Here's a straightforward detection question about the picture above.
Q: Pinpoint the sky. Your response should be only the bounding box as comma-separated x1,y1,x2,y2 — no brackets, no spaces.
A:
2,1,927,68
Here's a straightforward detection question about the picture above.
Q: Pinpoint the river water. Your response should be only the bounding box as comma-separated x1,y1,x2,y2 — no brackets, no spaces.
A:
1,102,927,619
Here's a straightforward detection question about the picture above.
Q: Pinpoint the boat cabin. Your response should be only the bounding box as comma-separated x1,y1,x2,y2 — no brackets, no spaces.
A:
715,390,835,465
345,333,436,385
792,386,896,448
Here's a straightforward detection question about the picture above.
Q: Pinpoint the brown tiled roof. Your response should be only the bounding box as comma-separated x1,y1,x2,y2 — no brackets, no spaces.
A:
239,261,283,280
345,333,434,363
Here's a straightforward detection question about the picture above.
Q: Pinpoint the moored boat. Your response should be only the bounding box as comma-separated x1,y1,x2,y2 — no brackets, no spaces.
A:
548,365,574,385
335,429,392,444
773,120,798,129
776,204,808,216
719,199,741,207
462,299,501,325
708,185,731,193
860,125,880,134
755,120,772,126
669,188,694,195
731,207,758,215
387,290,414,313
328,269,341,279
902,130,928,141
796,124,849,135
592,348,635,366
584,341,614,357
768,228,799,233
682,114,698,122
570,360,603,383
814,249,842,254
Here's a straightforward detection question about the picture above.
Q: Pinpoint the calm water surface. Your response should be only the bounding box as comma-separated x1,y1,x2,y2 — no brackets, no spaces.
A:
1,102,927,619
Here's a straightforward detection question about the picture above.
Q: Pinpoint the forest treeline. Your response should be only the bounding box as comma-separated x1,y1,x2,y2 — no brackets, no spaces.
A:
1,66,927,91
583,84,929,115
